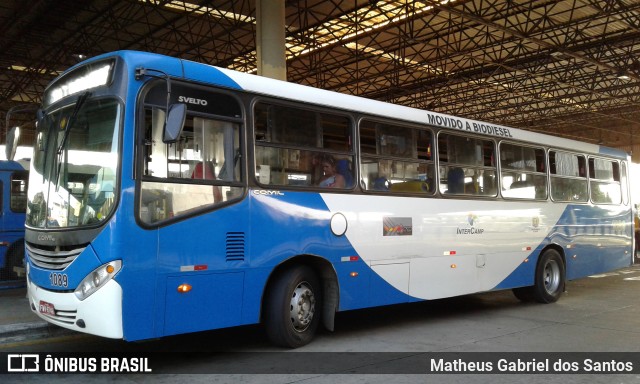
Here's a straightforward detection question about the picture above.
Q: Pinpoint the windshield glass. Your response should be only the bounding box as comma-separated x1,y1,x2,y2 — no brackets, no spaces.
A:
26,98,120,229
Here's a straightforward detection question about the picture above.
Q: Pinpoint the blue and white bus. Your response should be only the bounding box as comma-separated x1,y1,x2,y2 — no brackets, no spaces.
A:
25,51,633,348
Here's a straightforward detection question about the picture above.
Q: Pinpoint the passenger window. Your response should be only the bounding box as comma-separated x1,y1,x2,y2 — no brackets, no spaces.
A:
139,83,243,224
438,133,496,196
500,143,547,200
549,151,587,202
359,120,434,194
10,172,28,212
621,162,629,205
254,102,353,189
589,157,621,204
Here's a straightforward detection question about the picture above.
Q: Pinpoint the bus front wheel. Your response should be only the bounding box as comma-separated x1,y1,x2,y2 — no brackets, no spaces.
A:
264,265,322,348
4,242,25,281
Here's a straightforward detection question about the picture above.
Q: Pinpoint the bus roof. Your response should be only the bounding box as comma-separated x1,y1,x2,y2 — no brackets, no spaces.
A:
79,50,630,160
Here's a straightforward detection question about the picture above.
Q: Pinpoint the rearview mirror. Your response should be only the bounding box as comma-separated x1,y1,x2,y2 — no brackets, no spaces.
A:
163,103,187,144
5,126,20,161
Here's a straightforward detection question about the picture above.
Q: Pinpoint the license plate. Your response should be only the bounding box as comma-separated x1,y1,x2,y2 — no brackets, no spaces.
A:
39,300,55,316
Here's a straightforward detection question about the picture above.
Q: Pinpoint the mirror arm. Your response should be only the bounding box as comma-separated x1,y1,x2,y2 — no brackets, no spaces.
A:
135,67,186,144
135,67,172,127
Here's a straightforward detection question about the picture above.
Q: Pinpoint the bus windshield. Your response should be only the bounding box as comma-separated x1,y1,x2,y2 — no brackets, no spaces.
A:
26,98,120,229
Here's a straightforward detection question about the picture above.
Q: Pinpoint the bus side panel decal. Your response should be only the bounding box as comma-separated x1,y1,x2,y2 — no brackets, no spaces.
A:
320,194,568,300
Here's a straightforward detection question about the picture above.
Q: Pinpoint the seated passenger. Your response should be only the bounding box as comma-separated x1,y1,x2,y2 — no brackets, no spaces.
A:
317,154,346,188
446,167,465,194
336,159,354,187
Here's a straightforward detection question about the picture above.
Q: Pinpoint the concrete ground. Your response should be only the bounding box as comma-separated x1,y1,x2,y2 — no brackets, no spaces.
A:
1,264,640,383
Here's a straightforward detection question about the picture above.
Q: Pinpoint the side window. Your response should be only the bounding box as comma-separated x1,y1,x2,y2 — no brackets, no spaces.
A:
139,84,243,225
438,133,496,196
549,151,587,202
254,102,353,189
359,120,434,194
589,157,621,204
500,143,547,200
621,161,629,205
10,172,28,212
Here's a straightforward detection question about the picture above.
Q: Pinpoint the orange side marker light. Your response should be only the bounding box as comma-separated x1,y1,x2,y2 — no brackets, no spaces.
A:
177,284,192,293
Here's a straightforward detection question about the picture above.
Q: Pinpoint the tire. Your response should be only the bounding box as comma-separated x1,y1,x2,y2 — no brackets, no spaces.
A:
513,249,565,303
3,242,24,281
264,265,322,348
531,249,565,303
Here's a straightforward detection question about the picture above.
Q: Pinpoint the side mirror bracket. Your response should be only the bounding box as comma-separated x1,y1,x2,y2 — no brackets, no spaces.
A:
135,67,186,144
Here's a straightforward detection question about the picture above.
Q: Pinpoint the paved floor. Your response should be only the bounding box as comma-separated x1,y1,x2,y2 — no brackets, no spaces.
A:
0,282,72,344
2,265,640,383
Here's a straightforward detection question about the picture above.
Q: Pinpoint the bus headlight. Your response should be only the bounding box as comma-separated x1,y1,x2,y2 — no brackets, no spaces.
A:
74,260,122,301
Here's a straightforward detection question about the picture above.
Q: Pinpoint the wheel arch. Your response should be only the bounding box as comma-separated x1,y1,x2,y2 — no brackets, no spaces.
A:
261,254,339,332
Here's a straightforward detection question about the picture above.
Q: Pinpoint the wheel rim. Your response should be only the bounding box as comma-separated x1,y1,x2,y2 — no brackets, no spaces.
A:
543,259,561,294
289,281,315,333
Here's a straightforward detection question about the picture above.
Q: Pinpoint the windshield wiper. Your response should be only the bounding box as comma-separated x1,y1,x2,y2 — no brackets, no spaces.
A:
57,91,90,155
54,91,91,189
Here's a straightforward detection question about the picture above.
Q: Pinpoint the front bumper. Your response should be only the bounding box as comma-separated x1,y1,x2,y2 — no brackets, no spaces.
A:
27,277,124,339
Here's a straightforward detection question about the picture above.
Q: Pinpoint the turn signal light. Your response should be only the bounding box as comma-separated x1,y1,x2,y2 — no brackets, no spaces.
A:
177,284,192,293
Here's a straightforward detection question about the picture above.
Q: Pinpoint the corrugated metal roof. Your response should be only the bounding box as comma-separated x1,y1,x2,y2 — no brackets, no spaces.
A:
1,0,639,150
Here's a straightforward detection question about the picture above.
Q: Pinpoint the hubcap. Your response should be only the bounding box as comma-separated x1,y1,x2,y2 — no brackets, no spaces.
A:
289,282,315,332
543,259,561,294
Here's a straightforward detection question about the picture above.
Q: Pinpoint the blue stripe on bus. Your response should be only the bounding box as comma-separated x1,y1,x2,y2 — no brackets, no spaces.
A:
494,203,632,290
182,60,242,90
247,191,418,311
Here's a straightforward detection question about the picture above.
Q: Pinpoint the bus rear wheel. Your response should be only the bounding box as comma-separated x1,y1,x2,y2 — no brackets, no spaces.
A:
264,265,322,348
513,249,565,303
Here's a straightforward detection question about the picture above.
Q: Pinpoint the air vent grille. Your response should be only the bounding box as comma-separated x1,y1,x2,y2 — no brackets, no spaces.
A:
26,243,87,270
226,232,245,262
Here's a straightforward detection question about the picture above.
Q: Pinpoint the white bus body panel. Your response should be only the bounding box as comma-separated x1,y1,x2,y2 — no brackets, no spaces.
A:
27,278,124,339
321,194,567,300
